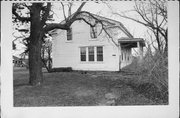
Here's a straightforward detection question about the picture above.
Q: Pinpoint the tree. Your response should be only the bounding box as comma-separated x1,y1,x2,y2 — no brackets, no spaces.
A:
13,2,118,86
108,1,167,55
13,3,87,85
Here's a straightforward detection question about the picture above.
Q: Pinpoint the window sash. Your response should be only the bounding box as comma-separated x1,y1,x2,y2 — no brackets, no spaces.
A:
81,55,86,61
88,47,94,61
80,47,86,61
97,47,103,61
97,55,103,61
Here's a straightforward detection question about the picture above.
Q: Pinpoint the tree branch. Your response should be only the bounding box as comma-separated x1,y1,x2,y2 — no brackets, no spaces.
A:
61,2,67,21
12,6,31,22
41,3,51,26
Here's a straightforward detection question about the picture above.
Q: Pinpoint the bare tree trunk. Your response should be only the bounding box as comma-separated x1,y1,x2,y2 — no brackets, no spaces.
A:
47,47,52,69
29,4,43,86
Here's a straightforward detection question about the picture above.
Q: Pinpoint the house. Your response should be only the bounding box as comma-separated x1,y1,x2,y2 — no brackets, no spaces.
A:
50,13,145,71
13,56,28,67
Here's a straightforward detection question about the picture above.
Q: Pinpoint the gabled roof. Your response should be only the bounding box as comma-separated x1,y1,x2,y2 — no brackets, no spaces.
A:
90,13,133,38
57,12,133,38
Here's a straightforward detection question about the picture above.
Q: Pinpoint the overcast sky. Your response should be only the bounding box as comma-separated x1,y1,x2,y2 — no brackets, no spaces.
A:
51,1,149,38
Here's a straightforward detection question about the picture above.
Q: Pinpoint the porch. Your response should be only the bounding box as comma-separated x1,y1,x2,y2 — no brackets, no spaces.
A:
118,38,145,69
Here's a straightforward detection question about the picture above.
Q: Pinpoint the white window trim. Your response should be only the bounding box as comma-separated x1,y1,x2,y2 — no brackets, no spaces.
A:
79,46,104,63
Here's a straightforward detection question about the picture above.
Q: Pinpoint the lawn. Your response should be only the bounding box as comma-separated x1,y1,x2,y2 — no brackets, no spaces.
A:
13,67,166,107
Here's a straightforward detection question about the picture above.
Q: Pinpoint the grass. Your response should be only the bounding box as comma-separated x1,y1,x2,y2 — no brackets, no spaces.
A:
13,67,167,107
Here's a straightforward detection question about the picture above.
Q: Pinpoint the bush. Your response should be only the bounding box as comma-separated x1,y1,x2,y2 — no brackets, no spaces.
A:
123,50,168,103
50,67,73,72
141,51,168,90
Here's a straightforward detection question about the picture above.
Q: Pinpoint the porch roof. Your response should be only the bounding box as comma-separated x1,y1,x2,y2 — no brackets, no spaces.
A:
118,37,145,48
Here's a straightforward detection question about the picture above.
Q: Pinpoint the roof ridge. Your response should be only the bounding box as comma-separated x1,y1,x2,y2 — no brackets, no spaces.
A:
58,11,133,38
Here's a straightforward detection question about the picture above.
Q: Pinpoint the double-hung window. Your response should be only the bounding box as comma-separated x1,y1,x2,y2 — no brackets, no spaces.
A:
97,46,103,61
80,47,86,61
88,47,94,61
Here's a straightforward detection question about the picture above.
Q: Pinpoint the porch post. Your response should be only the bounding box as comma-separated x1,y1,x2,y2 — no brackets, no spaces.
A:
137,41,143,62
118,44,121,71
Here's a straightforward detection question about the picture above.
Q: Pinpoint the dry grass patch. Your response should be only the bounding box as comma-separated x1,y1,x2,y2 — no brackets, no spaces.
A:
14,68,163,106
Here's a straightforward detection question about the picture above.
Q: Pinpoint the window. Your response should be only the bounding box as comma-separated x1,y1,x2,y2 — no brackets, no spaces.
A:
80,46,103,62
88,47,94,61
67,28,72,41
90,26,97,39
97,46,103,61
80,47,86,61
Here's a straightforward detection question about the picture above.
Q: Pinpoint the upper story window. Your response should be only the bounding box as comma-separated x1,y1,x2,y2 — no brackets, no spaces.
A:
67,28,72,41
90,26,97,39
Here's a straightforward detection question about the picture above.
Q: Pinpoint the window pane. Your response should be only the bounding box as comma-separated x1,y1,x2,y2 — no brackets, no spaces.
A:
97,46,103,61
97,47,103,53
88,47,94,54
80,47,86,61
97,55,103,61
80,47,86,55
89,55,94,61
88,47,94,61
81,55,86,61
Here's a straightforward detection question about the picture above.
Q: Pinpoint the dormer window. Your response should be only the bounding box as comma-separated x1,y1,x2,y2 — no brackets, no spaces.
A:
67,28,72,41
90,26,97,39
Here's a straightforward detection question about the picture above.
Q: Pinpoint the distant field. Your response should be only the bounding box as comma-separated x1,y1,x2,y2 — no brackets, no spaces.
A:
13,68,167,106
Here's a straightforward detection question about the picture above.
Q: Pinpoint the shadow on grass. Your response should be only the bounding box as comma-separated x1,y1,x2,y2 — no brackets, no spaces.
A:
14,83,30,88
13,68,168,106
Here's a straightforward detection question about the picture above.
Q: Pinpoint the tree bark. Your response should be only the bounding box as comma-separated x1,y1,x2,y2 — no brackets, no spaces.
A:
29,3,43,86
47,48,52,70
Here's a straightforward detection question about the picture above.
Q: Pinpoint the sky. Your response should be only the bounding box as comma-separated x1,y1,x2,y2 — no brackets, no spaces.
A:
13,1,151,57
51,1,149,38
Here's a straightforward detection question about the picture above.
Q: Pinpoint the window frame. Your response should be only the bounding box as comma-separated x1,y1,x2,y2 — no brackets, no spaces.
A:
90,26,98,39
96,46,103,62
67,27,72,41
80,46,103,63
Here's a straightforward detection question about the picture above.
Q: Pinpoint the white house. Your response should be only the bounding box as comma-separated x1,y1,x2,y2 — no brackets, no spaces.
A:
51,14,145,71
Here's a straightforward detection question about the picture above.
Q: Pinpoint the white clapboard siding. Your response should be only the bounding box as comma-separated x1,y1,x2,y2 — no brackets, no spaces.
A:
52,20,129,71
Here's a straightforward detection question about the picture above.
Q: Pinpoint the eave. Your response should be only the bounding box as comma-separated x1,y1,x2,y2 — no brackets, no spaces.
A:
118,38,145,48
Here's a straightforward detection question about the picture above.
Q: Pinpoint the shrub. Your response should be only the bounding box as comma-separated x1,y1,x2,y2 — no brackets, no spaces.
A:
123,49,168,103
50,67,73,72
